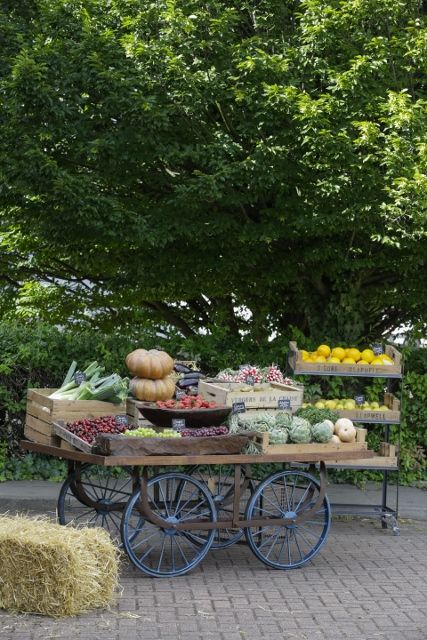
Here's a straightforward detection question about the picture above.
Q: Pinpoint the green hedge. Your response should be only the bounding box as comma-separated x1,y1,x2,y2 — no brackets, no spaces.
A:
0,321,425,484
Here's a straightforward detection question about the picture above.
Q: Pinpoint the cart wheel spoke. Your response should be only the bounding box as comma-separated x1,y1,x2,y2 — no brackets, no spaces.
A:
187,465,255,549
57,464,139,546
245,470,331,570
121,472,216,577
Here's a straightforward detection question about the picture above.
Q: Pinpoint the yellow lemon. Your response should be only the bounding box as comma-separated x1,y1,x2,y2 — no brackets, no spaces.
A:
328,356,341,363
371,357,384,366
316,344,331,358
357,359,369,365
360,348,375,363
314,355,327,363
331,347,345,360
325,400,337,409
346,348,361,362
344,400,356,410
300,349,309,361
315,401,325,409
342,357,356,364
381,354,393,363
305,357,315,363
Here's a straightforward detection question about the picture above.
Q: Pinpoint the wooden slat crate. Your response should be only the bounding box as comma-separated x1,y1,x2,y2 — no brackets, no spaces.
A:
52,421,93,454
335,392,400,423
24,388,126,446
126,398,154,427
288,341,402,378
199,380,304,413
254,432,369,455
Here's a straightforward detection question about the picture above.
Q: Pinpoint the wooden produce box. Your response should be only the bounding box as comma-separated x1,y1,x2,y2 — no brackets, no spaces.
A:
324,441,397,469
254,432,369,455
199,380,304,413
126,398,155,428
336,393,400,424
24,388,126,446
288,341,402,378
94,431,256,457
52,421,93,454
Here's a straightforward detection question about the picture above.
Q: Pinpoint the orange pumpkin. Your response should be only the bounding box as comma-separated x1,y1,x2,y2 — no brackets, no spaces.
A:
130,376,176,402
126,348,174,380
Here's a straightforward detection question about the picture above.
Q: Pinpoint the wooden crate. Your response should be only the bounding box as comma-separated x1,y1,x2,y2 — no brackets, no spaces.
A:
254,432,368,455
24,388,126,445
198,380,304,413
326,456,398,469
126,398,155,427
52,421,93,454
316,393,400,424
324,441,397,469
288,341,402,378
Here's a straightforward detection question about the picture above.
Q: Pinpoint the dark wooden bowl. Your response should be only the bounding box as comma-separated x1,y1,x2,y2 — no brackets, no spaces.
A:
137,403,231,428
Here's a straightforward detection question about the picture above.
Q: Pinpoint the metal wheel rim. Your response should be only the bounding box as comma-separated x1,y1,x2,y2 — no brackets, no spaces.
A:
121,472,217,577
57,464,138,544
244,470,331,570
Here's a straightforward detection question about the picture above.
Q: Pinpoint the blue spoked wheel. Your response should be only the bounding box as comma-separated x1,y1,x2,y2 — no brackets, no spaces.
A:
57,464,139,544
188,464,255,549
245,470,331,570
121,472,217,577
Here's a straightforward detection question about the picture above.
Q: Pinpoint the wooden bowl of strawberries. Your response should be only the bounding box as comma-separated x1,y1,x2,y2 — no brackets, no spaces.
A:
137,394,231,428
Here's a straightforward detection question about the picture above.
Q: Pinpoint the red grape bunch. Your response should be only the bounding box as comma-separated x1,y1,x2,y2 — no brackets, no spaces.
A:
66,415,131,444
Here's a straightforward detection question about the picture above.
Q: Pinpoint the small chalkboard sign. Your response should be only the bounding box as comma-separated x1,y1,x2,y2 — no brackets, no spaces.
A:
115,415,128,426
355,395,365,406
74,371,86,385
245,375,255,386
372,343,383,356
278,398,291,410
172,418,186,430
175,389,186,400
232,401,246,414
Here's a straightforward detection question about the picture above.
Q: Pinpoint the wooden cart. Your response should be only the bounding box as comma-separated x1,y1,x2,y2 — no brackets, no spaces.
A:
21,440,374,578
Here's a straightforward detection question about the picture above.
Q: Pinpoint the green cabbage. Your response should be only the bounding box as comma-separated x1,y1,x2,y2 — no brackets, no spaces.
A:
269,429,289,444
289,417,311,443
311,421,334,443
275,412,293,430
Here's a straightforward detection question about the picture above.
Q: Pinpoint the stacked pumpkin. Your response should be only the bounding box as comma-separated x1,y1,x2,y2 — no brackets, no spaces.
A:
126,349,176,402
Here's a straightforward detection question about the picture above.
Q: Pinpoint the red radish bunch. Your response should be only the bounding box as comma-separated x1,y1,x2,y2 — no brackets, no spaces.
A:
235,366,262,383
66,415,132,444
217,372,237,382
265,365,285,384
156,395,219,410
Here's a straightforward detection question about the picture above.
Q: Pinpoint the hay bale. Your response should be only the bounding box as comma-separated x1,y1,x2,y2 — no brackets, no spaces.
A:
0,514,120,617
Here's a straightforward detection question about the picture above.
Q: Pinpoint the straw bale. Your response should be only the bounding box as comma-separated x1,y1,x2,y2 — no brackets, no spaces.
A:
0,514,120,617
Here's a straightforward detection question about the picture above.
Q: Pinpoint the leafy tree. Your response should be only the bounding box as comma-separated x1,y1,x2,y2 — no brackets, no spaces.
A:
1,0,426,348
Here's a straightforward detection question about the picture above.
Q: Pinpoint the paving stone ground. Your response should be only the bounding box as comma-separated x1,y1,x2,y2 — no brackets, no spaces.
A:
0,518,426,640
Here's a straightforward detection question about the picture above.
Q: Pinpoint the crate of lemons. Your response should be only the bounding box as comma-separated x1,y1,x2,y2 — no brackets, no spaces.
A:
300,344,394,367
302,398,389,412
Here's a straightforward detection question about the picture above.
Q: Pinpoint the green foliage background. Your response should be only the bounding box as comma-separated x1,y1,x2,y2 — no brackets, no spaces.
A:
0,0,426,345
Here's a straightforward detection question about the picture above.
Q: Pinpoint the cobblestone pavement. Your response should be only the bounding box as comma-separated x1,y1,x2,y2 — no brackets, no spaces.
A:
0,519,426,640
